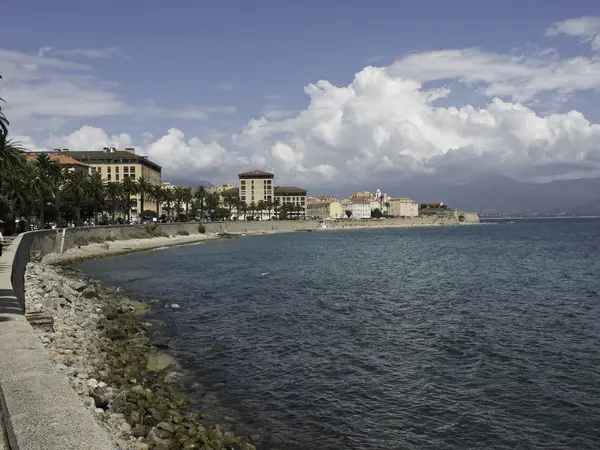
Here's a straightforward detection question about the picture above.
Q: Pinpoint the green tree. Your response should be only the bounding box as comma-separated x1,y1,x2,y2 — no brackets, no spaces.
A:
121,176,138,222
33,153,59,227
272,198,280,219
105,182,122,222
371,208,382,219
88,172,105,225
194,185,207,220
163,188,175,220
205,192,220,221
183,186,193,221
137,176,152,220
345,210,352,218
147,184,165,219
63,171,91,226
173,185,187,222
0,74,8,150
256,200,266,221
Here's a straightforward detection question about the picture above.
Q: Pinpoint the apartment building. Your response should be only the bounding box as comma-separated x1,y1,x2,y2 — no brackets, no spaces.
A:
51,147,162,220
306,201,343,219
275,186,307,218
388,198,419,217
238,170,274,204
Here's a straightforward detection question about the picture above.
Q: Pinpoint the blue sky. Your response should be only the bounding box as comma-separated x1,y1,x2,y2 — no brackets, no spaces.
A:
2,1,600,191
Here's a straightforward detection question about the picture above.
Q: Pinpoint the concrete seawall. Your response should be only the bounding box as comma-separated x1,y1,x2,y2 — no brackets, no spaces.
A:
0,234,114,450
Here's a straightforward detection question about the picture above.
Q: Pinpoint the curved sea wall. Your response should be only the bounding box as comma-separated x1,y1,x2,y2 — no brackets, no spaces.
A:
0,233,114,450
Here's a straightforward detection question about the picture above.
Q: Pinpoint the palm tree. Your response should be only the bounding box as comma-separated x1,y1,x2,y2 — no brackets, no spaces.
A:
137,176,152,220
88,172,105,225
248,201,256,220
183,186,193,221
265,199,273,220
163,188,175,220
63,171,91,226
147,184,165,219
223,195,235,220
105,182,122,222
33,153,58,227
256,200,266,221
194,185,207,220
0,74,9,151
272,198,280,219
205,192,220,221
121,177,138,222
238,199,247,221
173,185,187,222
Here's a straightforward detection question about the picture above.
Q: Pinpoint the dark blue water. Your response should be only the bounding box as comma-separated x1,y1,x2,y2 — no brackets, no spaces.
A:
81,220,600,449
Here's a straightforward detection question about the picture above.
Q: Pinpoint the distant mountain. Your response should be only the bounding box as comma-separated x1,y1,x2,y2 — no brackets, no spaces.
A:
429,177,600,214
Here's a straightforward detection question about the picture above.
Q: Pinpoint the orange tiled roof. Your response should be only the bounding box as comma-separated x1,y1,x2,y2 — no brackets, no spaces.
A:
26,154,90,167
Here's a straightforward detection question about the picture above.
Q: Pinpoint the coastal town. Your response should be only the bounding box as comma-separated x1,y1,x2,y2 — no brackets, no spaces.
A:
17,147,464,229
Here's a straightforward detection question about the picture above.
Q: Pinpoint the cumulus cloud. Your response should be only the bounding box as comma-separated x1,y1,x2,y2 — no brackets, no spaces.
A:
12,16,600,189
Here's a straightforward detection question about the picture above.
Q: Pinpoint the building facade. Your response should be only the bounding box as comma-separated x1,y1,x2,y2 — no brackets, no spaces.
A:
388,198,419,217
346,200,372,219
306,201,343,219
238,170,274,204
275,186,307,218
48,147,162,221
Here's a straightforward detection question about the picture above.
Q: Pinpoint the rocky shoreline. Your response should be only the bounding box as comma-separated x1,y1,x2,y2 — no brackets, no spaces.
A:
25,262,256,450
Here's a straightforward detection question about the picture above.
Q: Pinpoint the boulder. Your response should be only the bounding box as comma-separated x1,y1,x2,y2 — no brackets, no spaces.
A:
146,352,177,373
82,286,98,299
69,280,88,292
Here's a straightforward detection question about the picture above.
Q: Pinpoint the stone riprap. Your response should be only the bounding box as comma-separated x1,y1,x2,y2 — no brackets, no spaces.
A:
24,262,256,450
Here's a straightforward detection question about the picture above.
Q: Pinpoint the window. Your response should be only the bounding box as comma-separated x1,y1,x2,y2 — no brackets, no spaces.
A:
107,174,112,181
116,174,120,181
241,180,246,185
107,167,112,173
124,166,129,173
115,166,119,173
241,196,246,201
130,166,136,173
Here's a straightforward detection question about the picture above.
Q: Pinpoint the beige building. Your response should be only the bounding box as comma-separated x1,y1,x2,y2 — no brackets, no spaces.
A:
306,200,343,219
52,147,162,220
207,183,236,197
388,198,419,217
275,186,307,218
238,170,274,204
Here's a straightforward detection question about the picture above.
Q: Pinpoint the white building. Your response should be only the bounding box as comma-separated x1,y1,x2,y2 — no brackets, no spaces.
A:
347,200,372,219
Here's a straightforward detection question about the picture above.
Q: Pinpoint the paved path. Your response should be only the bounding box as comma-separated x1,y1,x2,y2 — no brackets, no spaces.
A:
1,235,16,253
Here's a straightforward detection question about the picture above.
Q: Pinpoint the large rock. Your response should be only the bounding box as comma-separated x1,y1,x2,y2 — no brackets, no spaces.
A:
82,286,98,299
146,352,178,373
69,280,88,292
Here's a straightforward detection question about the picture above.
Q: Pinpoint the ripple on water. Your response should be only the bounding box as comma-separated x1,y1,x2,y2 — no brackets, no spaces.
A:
81,220,600,449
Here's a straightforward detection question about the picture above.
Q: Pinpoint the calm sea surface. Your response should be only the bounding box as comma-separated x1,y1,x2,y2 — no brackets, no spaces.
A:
81,219,600,449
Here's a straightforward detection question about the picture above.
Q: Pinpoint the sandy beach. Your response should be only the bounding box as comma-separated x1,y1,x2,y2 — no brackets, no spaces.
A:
42,232,220,265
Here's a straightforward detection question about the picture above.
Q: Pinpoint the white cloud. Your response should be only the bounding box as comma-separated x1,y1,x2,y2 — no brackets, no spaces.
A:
0,48,236,133
53,47,130,59
12,16,600,189
546,16,600,51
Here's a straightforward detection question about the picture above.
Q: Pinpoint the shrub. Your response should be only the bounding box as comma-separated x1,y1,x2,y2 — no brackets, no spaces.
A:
105,235,115,242
177,230,189,236
87,235,104,244
74,236,88,247
198,224,206,234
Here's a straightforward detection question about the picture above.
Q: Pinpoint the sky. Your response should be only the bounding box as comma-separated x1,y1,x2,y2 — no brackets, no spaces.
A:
2,0,600,196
